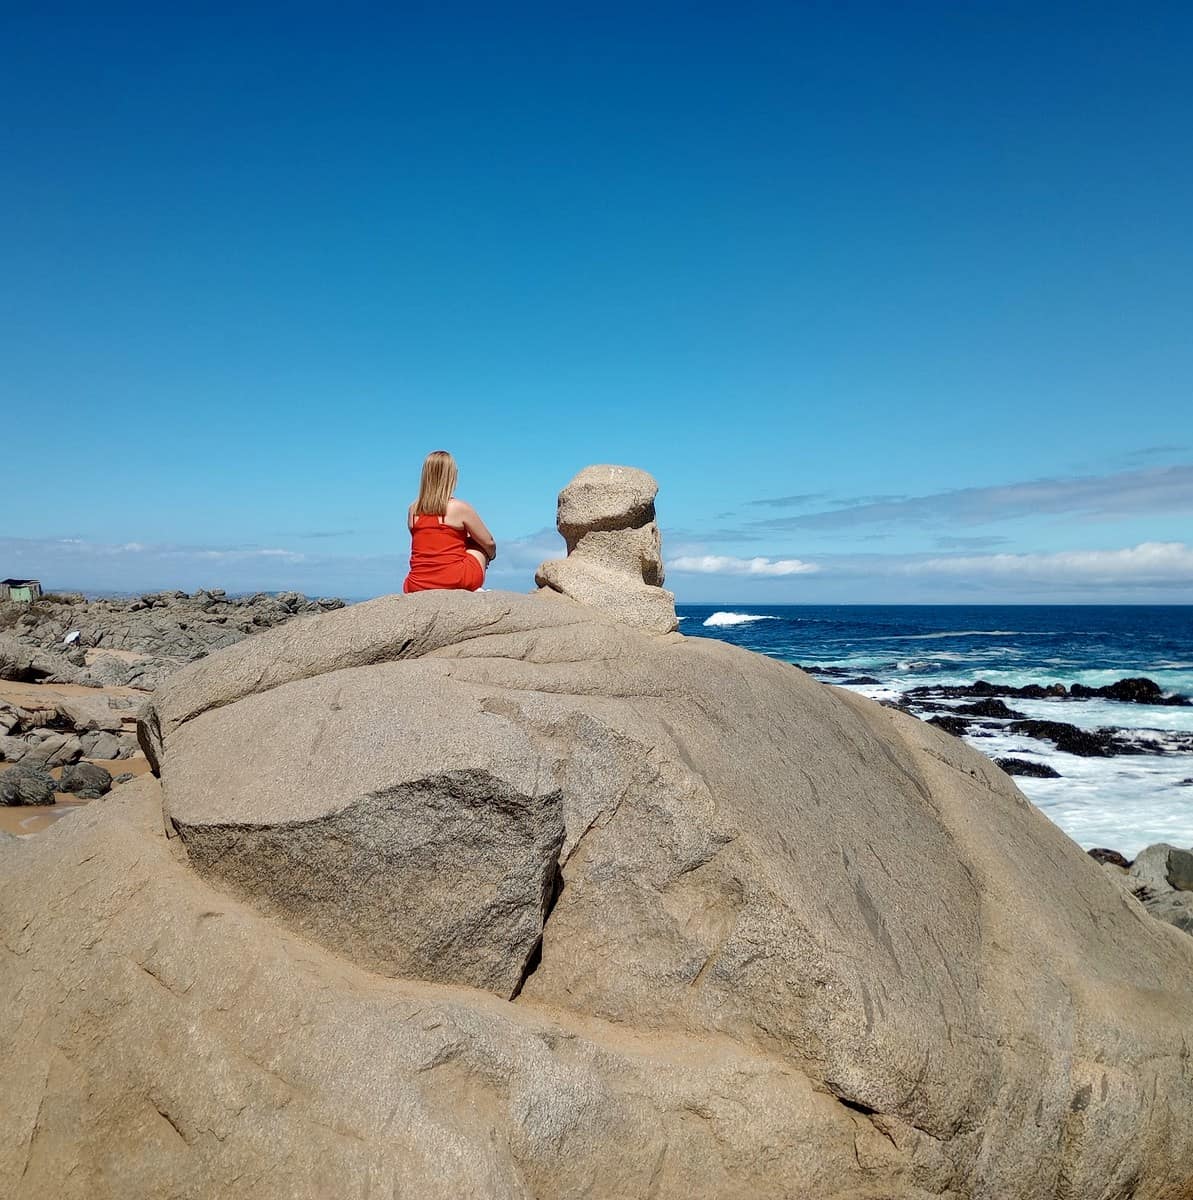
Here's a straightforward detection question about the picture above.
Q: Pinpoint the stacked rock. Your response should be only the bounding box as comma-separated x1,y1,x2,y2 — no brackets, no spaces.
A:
535,464,677,633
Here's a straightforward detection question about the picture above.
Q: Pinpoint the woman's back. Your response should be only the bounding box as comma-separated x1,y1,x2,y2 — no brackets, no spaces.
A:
410,511,469,562
403,451,496,594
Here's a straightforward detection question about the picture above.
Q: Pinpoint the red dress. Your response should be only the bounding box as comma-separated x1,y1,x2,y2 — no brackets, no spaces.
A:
403,513,485,593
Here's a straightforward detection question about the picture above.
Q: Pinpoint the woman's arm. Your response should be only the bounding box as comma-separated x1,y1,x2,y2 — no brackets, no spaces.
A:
451,500,497,561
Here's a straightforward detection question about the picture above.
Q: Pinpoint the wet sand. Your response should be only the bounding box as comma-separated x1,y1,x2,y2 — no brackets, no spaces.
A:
0,678,146,704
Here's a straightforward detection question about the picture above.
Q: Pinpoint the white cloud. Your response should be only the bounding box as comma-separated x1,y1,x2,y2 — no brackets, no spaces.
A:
900,541,1193,585
668,554,820,577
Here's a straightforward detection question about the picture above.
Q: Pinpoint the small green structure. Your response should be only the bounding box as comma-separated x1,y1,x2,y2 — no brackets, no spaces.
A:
1,578,42,603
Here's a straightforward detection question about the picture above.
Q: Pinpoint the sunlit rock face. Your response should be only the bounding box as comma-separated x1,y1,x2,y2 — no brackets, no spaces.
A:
535,464,678,633
3,587,1193,1198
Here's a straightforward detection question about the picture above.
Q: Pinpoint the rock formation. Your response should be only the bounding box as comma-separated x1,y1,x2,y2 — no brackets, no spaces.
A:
0,589,345,691
535,464,677,633
1098,843,1193,935
1,694,140,772
4,586,1193,1198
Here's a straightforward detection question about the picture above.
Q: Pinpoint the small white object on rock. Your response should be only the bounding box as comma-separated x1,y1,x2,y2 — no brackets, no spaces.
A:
535,464,677,633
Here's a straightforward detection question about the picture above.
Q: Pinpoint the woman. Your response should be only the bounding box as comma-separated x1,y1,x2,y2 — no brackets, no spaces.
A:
403,450,497,593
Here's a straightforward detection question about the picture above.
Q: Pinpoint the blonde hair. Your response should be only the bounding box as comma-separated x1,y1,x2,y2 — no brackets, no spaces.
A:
415,450,458,516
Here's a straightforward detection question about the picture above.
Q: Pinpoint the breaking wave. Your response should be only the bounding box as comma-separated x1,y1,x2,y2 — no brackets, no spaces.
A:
703,612,779,627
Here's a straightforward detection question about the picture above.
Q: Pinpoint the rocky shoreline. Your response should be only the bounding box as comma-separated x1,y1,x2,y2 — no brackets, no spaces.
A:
0,590,344,833
0,588,345,692
802,666,1193,762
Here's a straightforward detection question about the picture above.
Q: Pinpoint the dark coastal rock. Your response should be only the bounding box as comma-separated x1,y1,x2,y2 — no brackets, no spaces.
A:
994,757,1061,779
1088,847,1131,869
58,761,113,799
907,679,1066,701
0,764,56,806
803,666,884,685
927,714,970,736
1072,677,1191,706
906,676,1189,707
1006,720,1123,757
956,698,1024,719
1104,678,1168,703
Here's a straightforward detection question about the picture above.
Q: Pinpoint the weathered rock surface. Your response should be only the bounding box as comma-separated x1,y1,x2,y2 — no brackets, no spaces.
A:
0,696,138,765
78,730,124,760
1089,844,1193,938
535,464,677,633
1131,843,1193,894
0,635,37,682
55,697,123,732
0,764,56,806
2,780,911,1200
4,589,1193,1197
1092,843,1193,939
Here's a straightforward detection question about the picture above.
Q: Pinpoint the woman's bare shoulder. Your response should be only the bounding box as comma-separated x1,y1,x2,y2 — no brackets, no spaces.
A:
446,497,477,517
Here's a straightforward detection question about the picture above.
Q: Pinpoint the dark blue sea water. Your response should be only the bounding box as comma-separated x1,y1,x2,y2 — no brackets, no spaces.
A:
681,604,1193,856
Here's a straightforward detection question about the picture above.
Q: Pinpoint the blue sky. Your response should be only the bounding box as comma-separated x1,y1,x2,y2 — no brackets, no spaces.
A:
4,1,1192,602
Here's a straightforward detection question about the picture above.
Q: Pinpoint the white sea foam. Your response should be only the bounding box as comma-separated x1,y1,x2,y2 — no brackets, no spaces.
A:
703,612,778,627
963,726,1193,856
1008,697,1193,734
834,682,1193,855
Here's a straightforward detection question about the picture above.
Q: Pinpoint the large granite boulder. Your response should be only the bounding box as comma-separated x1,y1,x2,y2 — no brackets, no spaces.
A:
3,588,1193,1198
535,464,678,633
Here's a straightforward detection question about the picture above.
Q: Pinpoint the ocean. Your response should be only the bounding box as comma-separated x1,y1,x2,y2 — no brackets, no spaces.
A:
680,604,1193,858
